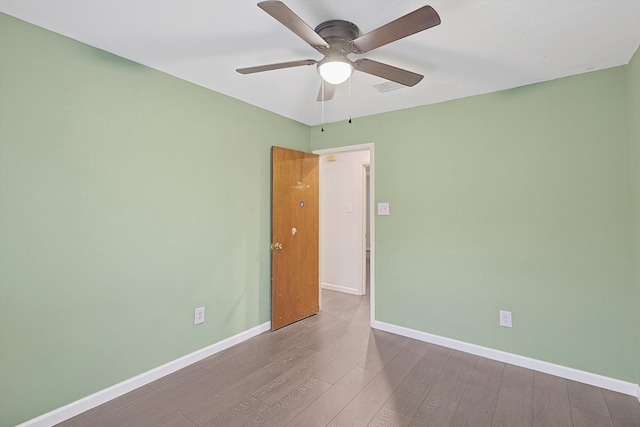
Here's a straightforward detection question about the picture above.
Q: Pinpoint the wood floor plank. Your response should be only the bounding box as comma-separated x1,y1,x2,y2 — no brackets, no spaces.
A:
286,366,378,427
252,314,335,358
304,317,371,354
328,340,430,427
492,364,534,427
450,357,504,427
183,348,316,424
322,292,366,315
410,395,459,427
368,406,413,427
199,396,268,427
316,323,376,359
355,329,412,374
357,335,410,373
334,300,371,322
298,310,333,329
567,379,611,419
384,344,451,418
252,352,332,406
570,406,614,427
158,414,199,427
532,371,573,427
410,350,478,427
249,326,324,363
71,369,221,427
602,389,640,427
200,345,270,378
55,385,154,426
434,350,480,402
250,376,332,426
259,314,358,364
202,353,280,392
313,335,374,384
253,326,371,405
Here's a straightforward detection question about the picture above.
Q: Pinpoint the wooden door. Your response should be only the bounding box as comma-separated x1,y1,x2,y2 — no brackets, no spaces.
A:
271,146,319,330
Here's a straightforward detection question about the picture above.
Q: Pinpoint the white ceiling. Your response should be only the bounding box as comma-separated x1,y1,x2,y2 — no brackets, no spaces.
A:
1,0,639,126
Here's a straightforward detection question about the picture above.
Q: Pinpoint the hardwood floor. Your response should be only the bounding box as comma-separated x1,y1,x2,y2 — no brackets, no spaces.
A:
58,289,640,427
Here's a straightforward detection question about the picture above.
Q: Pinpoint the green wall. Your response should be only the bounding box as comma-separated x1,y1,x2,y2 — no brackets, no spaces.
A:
1,10,639,427
312,59,639,385
628,47,640,386
0,14,309,426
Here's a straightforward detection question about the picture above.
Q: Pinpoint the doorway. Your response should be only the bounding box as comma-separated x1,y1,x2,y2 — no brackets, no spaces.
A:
313,143,375,326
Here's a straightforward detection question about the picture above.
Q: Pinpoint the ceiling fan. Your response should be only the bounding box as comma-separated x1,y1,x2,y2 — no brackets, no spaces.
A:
236,1,441,101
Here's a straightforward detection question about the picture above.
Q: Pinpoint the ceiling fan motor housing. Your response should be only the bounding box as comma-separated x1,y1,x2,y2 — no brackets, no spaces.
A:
314,20,360,55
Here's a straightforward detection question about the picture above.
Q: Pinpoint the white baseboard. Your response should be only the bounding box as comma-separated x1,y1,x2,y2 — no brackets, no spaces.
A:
18,322,272,427
373,320,639,400
321,282,362,296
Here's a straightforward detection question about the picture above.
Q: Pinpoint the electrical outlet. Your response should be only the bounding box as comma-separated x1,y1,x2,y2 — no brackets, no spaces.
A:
194,307,205,325
499,310,512,328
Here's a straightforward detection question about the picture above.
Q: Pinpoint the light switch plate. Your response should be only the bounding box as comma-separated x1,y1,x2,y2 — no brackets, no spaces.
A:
377,202,390,215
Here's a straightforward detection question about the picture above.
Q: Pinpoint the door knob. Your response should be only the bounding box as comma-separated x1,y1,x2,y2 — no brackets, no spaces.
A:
271,242,283,250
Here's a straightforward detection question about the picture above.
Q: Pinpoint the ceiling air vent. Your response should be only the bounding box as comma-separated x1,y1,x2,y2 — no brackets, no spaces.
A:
373,81,406,93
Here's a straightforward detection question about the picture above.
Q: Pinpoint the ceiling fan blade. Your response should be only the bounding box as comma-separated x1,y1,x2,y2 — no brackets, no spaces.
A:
236,59,317,74
354,58,423,87
258,1,329,50
317,83,337,102
350,6,440,54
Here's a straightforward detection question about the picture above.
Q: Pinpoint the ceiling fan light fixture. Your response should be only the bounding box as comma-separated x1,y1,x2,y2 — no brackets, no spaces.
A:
317,56,353,85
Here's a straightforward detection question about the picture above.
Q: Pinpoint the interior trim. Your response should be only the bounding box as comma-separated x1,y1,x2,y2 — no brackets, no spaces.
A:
17,322,272,427
373,320,640,400
321,282,363,295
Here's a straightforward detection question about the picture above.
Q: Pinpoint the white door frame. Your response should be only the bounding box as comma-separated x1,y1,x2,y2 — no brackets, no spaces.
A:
361,162,370,297
313,143,375,327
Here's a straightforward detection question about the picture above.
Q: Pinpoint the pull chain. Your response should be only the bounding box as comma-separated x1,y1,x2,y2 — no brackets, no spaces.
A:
321,79,325,132
348,75,352,124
